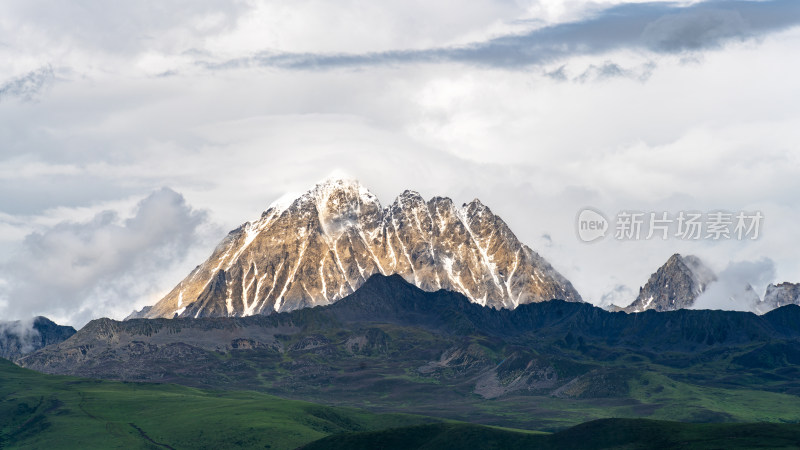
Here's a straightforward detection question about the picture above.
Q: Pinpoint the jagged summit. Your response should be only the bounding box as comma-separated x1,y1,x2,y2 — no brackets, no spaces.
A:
129,179,582,319
624,254,716,313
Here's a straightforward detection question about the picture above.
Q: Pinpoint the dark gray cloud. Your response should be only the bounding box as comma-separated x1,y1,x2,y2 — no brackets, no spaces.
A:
575,61,656,82
0,188,208,326
205,0,800,70
0,66,54,102
642,7,750,51
544,65,568,81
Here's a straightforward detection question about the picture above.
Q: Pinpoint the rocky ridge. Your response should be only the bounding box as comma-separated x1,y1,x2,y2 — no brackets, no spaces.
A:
762,282,800,311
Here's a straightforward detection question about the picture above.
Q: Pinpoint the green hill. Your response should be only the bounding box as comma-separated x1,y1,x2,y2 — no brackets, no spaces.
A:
302,419,800,450
6,356,800,449
0,358,437,449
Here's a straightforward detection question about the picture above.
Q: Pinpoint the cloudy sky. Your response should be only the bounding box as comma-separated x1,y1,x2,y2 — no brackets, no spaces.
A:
1,0,799,326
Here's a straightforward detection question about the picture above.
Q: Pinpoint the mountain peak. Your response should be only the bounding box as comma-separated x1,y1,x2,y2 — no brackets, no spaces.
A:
395,189,425,204
305,177,376,205
763,282,800,310
265,178,369,215
464,198,486,208
132,182,582,319
665,253,683,264
624,253,716,313
462,198,491,220
312,177,366,194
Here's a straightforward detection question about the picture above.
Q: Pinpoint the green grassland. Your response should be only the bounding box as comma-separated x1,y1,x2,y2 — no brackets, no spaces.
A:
8,337,800,449
7,354,800,450
0,358,438,449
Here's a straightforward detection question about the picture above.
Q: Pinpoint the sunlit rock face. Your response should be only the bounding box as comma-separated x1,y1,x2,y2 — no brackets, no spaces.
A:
131,179,582,319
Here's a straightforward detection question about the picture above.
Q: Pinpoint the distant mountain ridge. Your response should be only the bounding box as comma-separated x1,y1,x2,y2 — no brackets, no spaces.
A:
0,316,76,361
622,253,792,314
129,179,581,319
23,274,800,380
18,273,800,429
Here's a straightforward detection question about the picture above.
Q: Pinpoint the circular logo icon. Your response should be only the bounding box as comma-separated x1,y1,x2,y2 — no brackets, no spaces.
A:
576,207,609,243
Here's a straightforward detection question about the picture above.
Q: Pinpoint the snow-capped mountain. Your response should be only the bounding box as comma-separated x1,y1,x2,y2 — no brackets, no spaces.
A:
129,179,582,319
624,254,716,313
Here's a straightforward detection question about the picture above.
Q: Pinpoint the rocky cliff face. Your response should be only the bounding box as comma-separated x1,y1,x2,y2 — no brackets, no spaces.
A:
762,282,800,311
131,179,581,319
624,254,716,313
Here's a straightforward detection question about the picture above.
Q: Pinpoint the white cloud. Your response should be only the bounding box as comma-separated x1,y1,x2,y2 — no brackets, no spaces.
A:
0,317,39,355
692,258,776,311
205,0,533,55
0,189,213,327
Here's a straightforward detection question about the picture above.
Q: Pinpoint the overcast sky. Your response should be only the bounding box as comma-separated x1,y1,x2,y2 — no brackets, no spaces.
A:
1,0,799,327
